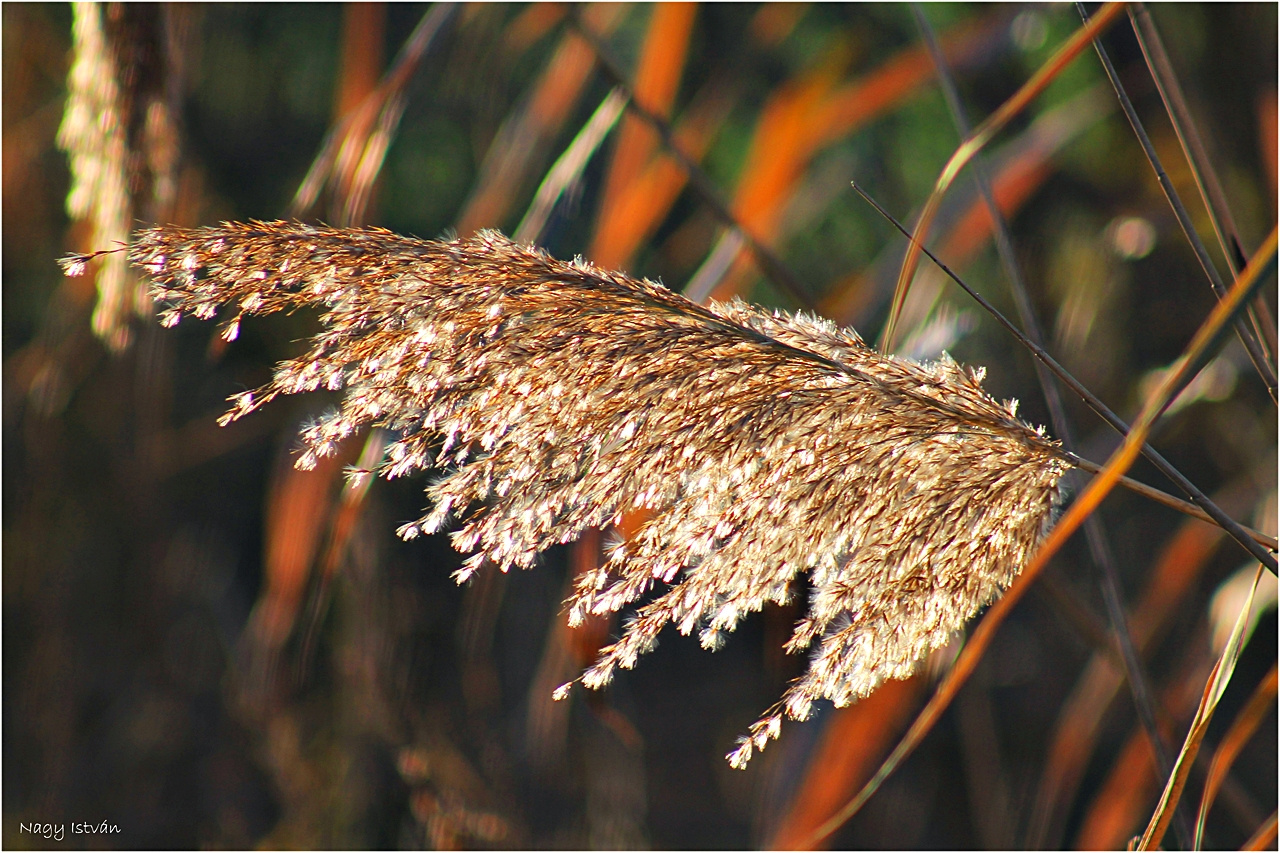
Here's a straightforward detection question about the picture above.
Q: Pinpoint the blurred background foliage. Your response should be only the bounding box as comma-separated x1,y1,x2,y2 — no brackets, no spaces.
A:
3,2,1276,849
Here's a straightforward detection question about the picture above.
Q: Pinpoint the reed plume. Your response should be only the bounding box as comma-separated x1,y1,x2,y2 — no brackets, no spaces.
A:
65,221,1069,766
58,3,183,351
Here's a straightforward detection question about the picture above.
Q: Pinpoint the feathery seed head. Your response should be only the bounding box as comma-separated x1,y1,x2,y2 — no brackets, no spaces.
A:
102,220,1068,766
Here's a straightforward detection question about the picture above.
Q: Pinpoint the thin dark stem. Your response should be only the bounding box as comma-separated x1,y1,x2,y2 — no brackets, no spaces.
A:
1076,3,1277,404
911,9,1177,838
566,6,816,312
1127,2,1279,366
851,182,1278,575
1128,4,1239,273
1064,456,1275,550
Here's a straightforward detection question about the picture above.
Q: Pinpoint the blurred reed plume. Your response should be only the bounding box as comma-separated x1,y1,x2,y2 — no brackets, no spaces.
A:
57,3,184,351
67,219,1070,766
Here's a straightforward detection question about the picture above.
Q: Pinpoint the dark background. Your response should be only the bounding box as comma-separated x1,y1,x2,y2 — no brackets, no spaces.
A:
4,3,1276,849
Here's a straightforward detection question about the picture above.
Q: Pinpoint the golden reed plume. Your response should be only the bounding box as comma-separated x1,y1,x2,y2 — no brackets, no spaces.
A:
64,221,1069,766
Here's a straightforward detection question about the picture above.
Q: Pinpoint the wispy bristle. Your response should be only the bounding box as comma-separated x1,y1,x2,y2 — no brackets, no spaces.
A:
125,220,1069,765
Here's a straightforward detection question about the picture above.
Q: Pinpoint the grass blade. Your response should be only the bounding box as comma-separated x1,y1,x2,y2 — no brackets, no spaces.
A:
765,676,925,850
570,7,814,309
1028,512,1227,846
456,4,627,236
710,12,1004,304
290,3,457,225
1242,812,1279,851
882,1,1128,353
514,88,627,246
586,79,734,270
1195,664,1279,848
591,2,696,266
1137,563,1267,850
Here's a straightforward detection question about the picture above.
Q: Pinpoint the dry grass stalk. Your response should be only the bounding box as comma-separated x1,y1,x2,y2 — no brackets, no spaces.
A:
65,220,1070,766
58,2,133,349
